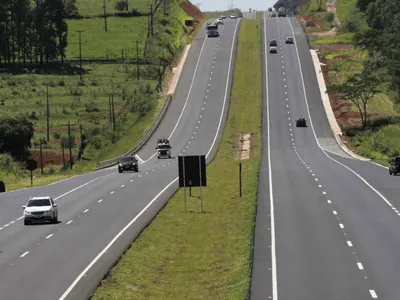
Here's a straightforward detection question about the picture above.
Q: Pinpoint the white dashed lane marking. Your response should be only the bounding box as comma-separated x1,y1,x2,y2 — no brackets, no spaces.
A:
46,234,53,239
83,209,89,213
67,220,73,225
20,251,29,258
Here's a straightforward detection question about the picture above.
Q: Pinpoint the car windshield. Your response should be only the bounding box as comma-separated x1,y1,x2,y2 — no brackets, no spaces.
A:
27,199,51,207
120,157,136,162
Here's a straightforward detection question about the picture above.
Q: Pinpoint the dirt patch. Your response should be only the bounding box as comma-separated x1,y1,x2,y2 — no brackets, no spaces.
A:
179,0,204,22
237,133,252,160
30,150,75,168
313,43,355,51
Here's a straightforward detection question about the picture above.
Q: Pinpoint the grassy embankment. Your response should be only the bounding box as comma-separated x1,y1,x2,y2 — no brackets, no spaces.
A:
92,18,262,300
300,0,400,165
0,0,201,191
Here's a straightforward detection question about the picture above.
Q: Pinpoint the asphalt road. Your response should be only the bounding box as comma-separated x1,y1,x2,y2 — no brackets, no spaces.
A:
251,12,400,300
0,18,240,300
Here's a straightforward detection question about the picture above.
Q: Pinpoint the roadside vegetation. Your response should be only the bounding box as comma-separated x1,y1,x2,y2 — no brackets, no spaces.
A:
294,0,400,165
0,0,204,191
92,18,262,299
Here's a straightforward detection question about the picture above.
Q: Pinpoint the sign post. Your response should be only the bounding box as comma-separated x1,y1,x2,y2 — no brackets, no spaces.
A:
26,159,38,186
178,155,207,212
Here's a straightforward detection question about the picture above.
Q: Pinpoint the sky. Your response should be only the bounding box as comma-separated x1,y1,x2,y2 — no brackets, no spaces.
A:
198,0,277,12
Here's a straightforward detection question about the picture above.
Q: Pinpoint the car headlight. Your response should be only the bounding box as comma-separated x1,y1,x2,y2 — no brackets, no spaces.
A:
24,211,31,215
118,164,122,167
44,210,52,215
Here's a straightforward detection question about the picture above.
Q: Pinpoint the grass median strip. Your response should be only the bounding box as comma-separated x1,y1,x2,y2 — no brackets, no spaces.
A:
92,18,262,300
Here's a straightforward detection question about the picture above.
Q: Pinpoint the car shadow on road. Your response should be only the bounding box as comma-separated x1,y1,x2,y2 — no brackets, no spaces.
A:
26,220,62,226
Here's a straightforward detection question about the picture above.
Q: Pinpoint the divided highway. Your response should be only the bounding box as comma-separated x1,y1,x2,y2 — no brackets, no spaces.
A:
251,12,400,300
0,18,240,300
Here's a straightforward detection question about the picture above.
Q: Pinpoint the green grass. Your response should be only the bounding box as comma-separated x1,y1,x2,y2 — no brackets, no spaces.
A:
76,0,154,16
311,32,355,44
335,0,357,21
66,17,149,59
353,125,400,164
91,18,262,300
0,64,157,147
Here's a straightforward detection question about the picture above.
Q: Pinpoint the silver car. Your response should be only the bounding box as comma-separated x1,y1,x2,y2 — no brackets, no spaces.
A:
23,196,58,225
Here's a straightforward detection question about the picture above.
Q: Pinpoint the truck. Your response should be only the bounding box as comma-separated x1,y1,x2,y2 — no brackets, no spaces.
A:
278,7,286,17
206,22,219,37
156,138,172,159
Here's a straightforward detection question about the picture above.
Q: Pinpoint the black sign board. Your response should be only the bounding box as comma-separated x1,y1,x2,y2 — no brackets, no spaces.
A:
26,159,38,171
0,181,5,193
178,155,206,187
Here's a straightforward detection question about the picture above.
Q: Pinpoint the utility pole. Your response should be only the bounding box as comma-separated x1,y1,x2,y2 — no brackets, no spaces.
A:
150,5,154,36
111,94,116,132
163,0,166,14
103,0,108,32
46,84,50,142
68,121,73,170
76,30,85,80
108,95,112,123
39,140,43,175
135,40,140,80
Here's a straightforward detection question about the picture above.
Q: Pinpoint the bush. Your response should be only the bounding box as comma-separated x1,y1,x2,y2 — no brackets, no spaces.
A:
324,12,334,23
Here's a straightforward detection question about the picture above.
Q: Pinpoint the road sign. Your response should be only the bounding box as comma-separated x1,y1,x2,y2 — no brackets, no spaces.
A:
178,155,206,187
26,159,38,171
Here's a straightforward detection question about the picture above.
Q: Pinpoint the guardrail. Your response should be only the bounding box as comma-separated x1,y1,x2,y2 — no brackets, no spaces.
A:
96,94,173,169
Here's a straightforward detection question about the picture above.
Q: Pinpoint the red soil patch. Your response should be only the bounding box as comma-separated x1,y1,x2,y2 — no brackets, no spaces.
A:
180,0,204,23
30,150,75,168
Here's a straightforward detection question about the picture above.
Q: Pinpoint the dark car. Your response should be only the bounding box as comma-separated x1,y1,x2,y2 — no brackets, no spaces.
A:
285,37,294,44
269,39,277,46
389,157,400,175
271,12,276,17
269,46,277,53
296,118,307,127
118,156,139,173
207,30,219,37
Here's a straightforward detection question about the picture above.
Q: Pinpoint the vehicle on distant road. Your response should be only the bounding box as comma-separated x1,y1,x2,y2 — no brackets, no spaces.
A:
269,39,277,46
268,7,273,12
269,46,277,53
156,138,172,159
23,196,58,225
230,15,237,19
296,118,307,127
220,12,226,19
118,156,139,173
285,37,294,44
278,7,286,17
206,22,219,37
389,157,400,175
216,18,224,25
271,12,276,17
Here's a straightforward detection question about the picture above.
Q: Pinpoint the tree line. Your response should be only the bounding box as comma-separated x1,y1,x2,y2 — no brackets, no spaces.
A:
0,0,69,65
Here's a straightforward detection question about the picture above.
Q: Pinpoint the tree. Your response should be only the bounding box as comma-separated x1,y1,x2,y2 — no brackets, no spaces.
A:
0,115,34,160
115,0,128,11
340,71,378,129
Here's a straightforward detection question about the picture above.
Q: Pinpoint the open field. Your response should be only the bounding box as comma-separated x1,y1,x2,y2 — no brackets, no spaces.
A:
91,18,262,299
300,0,400,164
77,0,154,16
0,0,203,191
66,17,149,59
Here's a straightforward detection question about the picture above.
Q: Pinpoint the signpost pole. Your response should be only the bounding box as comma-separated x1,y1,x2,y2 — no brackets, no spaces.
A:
183,156,187,212
199,156,203,213
30,171,33,186
239,162,242,197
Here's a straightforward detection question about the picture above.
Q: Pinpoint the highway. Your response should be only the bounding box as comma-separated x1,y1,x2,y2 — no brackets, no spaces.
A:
0,18,240,300
251,12,400,300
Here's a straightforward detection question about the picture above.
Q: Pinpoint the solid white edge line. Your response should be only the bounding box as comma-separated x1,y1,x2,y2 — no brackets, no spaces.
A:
286,18,394,210
264,12,279,300
58,19,241,300
142,30,210,164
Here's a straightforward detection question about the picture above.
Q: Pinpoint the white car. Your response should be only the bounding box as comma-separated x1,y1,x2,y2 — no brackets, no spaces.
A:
230,15,237,19
23,196,58,225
